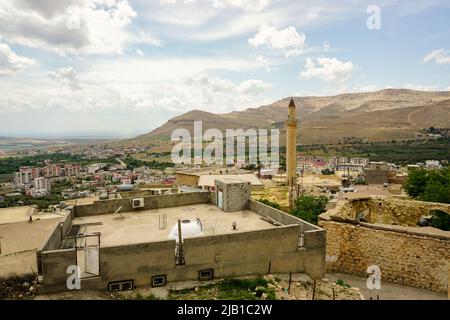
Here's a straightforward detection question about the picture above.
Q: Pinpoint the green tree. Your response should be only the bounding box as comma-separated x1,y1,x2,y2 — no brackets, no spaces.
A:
258,198,281,210
404,169,428,198
430,210,450,231
290,195,328,224
405,167,450,204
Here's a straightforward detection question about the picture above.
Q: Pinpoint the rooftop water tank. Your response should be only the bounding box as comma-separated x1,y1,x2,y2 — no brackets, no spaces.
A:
168,219,203,241
117,184,134,192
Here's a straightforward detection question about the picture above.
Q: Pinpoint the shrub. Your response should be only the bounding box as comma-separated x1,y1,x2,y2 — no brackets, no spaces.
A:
431,210,450,231
290,195,328,224
258,198,281,210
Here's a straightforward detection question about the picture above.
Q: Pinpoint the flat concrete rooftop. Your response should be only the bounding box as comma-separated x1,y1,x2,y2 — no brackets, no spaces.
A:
73,203,277,247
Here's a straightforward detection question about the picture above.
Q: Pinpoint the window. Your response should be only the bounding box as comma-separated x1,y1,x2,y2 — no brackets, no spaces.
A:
152,275,166,287
198,269,214,281
108,280,134,292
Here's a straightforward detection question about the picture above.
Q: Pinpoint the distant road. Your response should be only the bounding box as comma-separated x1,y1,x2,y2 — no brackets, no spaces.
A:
116,158,127,168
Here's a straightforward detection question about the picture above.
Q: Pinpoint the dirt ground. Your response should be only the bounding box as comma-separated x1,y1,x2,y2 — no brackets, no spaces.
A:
326,273,447,300
33,272,447,300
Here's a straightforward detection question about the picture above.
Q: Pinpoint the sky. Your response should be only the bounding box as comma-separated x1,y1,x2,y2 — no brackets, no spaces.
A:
0,0,450,138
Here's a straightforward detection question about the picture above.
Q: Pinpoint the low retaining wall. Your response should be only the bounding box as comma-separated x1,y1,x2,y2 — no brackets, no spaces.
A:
319,220,450,293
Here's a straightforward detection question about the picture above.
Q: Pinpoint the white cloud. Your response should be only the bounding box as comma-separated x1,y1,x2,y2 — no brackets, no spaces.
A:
2,66,273,115
423,48,450,64
248,25,306,57
48,67,82,90
186,73,273,111
160,0,272,12
211,0,272,12
237,79,273,95
300,57,356,83
136,49,144,57
0,0,149,56
0,42,35,76
403,83,440,91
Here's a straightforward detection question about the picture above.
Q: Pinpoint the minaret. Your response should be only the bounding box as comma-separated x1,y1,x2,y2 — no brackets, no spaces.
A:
286,98,297,205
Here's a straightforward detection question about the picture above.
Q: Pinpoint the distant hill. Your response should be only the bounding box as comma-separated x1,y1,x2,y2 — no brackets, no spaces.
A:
133,89,450,146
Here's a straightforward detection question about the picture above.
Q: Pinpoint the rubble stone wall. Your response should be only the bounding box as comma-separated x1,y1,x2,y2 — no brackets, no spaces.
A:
339,198,450,227
319,220,450,293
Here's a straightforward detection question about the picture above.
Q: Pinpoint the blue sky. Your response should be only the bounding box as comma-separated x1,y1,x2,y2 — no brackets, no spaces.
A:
0,0,449,138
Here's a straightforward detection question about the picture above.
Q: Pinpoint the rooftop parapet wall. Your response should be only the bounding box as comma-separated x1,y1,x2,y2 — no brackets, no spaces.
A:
249,200,320,233
73,191,211,217
36,212,72,274
95,225,319,289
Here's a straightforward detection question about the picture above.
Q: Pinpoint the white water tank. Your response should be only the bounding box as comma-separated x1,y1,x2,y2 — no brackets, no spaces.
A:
168,219,203,241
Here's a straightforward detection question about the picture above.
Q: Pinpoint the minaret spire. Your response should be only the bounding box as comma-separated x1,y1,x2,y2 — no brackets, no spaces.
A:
286,97,297,208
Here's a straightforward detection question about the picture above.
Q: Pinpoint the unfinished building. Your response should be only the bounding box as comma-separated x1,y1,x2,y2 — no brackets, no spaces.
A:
36,179,326,293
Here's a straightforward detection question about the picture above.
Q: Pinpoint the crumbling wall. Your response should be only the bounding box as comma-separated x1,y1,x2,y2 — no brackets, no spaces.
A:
337,198,450,227
74,192,211,217
319,220,450,293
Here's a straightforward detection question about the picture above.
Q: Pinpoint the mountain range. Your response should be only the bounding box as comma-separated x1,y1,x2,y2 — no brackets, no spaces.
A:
132,89,450,147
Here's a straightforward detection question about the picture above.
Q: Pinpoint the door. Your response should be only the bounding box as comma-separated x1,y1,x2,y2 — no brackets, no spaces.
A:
75,233,100,278
85,246,99,275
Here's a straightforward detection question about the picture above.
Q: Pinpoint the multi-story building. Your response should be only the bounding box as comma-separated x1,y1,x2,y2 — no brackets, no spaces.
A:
15,167,32,186
34,177,51,191
44,165,62,178
64,164,80,177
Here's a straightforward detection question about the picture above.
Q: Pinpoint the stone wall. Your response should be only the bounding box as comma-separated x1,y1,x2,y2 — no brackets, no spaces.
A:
175,173,200,186
319,220,450,293
336,198,450,227
363,168,389,184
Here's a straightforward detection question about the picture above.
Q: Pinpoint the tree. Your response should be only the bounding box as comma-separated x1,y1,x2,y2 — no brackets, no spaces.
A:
404,169,428,198
290,195,329,224
404,167,450,204
431,210,450,231
258,198,281,210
